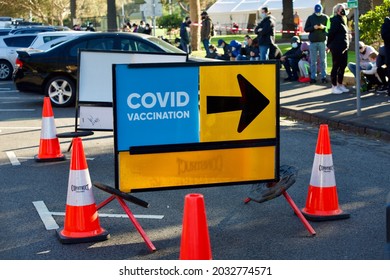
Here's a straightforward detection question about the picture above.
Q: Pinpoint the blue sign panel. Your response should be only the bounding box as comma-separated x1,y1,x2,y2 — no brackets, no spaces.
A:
115,64,200,151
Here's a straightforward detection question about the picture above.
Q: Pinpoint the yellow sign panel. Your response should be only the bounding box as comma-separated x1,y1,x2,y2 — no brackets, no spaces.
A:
200,64,277,142
119,146,276,192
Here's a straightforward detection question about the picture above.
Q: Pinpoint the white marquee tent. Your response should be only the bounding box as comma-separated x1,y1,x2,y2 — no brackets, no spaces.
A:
207,0,321,34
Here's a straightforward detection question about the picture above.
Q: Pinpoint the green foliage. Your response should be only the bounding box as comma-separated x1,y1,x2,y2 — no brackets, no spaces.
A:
359,0,390,46
156,14,183,31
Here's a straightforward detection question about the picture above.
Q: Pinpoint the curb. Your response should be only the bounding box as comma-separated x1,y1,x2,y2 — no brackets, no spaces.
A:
280,107,390,142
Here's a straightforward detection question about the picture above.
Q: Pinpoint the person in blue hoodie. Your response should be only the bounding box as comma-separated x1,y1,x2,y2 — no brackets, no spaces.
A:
280,36,303,81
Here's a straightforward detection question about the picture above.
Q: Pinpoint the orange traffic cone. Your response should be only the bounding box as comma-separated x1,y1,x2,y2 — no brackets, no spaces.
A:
56,137,109,244
35,97,65,162
180,194,212,260
301,124,350,221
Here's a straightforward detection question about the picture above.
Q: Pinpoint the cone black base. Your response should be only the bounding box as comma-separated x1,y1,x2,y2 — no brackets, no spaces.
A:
56,228,110,244
34,154,66,162
302,211,350,222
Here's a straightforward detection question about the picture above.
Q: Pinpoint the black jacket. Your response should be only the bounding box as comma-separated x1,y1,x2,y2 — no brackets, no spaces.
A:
381,17,390,45
304,13,328,43
327,15,349,53
254,15,275,46
283,43,303,60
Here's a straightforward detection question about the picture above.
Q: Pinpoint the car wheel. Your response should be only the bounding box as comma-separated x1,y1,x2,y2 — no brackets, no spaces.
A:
45,76,76,107
0,60,12,81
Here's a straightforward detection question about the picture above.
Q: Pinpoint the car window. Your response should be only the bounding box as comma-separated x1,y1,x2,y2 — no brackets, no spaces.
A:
69,41,87,57
87,38,115,50
3,36,36,47
42,35,65,43
119,38,159,53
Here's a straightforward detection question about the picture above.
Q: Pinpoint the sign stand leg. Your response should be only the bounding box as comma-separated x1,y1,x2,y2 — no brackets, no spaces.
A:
282,191,316,236
94,182,156,252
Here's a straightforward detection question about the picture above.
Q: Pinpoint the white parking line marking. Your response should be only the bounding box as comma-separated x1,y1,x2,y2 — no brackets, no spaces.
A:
33,201,60,230
6,151,21,166
0,127,41,129
0,109,35,112
51,212,164,220
34,201,164,231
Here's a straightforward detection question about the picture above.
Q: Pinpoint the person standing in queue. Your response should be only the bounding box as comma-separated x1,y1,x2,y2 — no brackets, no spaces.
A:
304,4,329,84
254,6,275,60
201,11,214,57
327,3,350,94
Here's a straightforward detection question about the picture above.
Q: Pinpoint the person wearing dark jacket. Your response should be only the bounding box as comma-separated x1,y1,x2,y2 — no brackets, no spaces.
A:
327,3,350,94
180,16,191,54
254,6,275,60
304,4,329,84
375,46,388,93
381,8,390,96
215,39,230,61
280,36,303,81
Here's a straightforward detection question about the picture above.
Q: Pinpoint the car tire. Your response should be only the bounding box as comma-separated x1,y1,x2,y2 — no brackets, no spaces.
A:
0,60,12,81
45,76,76,107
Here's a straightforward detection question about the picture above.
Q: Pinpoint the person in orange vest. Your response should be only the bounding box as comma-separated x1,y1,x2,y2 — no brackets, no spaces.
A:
293,11,300,34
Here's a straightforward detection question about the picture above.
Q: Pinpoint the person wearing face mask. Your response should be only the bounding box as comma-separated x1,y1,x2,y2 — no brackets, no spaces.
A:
304,3,329,84
200,11,214,57
327,3,350,94
180,16,192,54
254,6,275,60
236,35,258,61
347,41,376,79
280,36,303,82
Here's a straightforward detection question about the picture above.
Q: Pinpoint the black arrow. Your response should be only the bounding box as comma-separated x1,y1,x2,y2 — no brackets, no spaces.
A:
207,74,270,133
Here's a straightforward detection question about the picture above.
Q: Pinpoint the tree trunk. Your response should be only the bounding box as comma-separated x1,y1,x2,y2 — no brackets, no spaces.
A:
359,0,373,14
282,0,294,40
107,0,117,32
70,0,76,25
190,0,200,51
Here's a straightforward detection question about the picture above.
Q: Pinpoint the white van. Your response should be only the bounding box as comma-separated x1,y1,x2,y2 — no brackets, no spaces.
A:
0,17,12,28
27,31,90,50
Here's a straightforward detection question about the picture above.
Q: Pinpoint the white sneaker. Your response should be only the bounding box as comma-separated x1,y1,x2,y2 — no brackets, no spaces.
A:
337,84,349,93
331,86,343,94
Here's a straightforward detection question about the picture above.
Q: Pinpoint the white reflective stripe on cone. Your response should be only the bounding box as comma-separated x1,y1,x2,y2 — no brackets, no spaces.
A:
66,169,95,206
309,154,336,188
40,117,57,139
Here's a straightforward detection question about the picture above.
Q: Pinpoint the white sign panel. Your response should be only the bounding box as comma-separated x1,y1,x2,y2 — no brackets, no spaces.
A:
78,50,187,103
79,106,113,130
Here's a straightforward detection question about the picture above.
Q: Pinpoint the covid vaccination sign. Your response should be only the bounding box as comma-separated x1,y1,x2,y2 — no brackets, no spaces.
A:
115,65,199,149
113,62,279,193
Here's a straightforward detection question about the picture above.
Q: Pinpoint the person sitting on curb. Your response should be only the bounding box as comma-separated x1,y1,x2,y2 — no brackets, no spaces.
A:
206,44,219,59
215,39,230,60
347,41,377,79
280,36,303,81
298,41,311,83
361,52,384,92
236,35,258,61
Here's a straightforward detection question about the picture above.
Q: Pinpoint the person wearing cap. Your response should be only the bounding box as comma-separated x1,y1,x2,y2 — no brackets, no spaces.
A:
280,36,303,82
254,6,275,60
327,3,350,94
215,39,230,60
304,3,329,84
347,41,377,79
200,11,214,57
381,7,390,97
